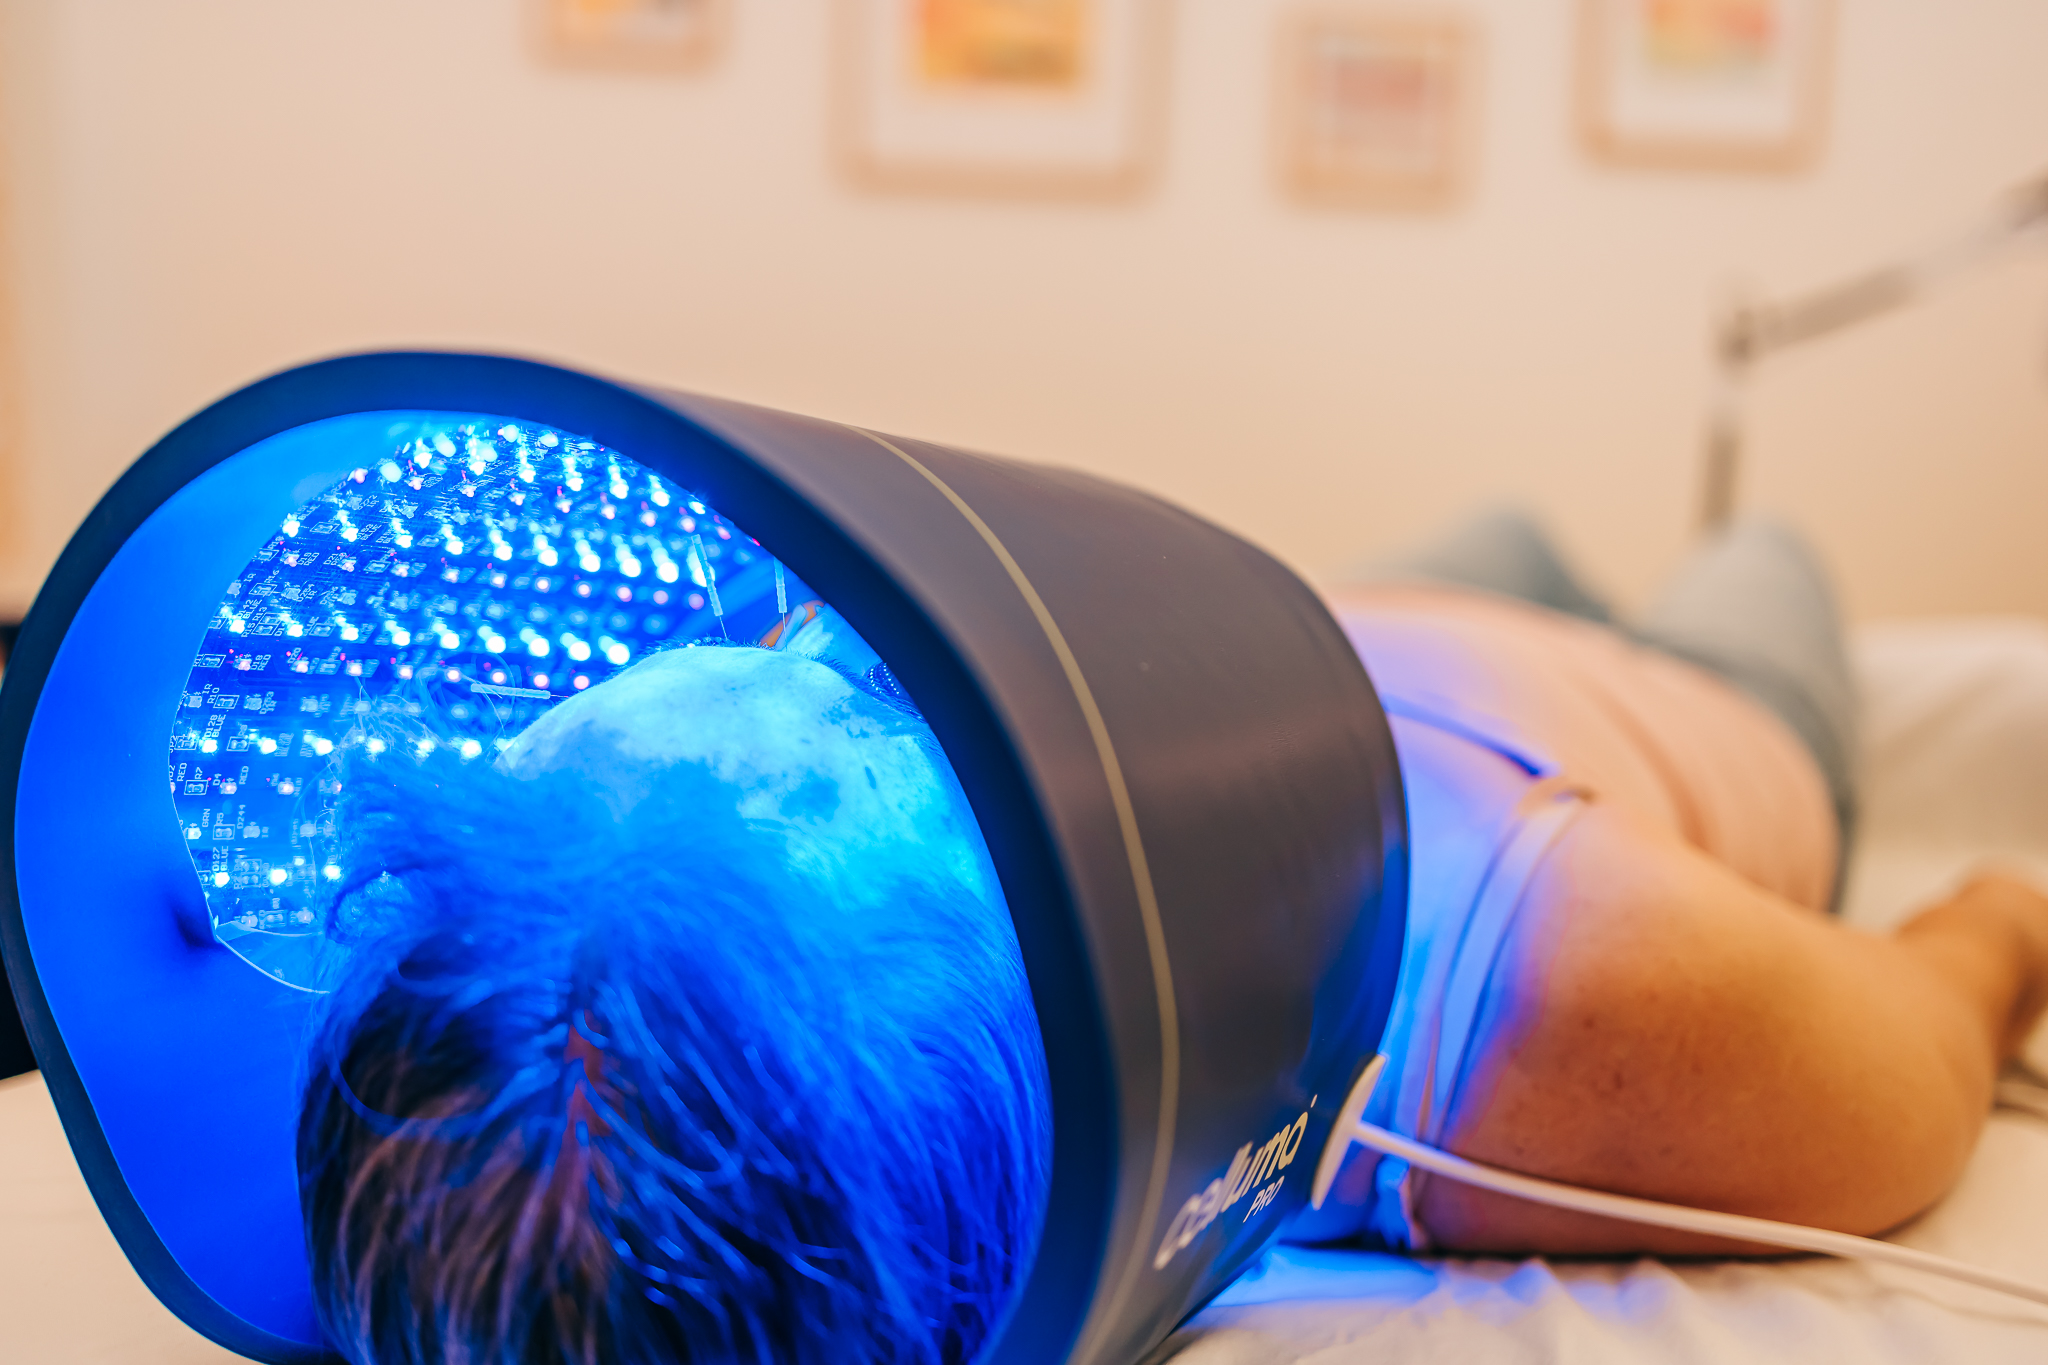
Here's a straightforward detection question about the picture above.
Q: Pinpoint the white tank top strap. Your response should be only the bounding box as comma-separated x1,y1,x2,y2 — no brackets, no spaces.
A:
1417,776,1588,1146
1361,693,1593,1251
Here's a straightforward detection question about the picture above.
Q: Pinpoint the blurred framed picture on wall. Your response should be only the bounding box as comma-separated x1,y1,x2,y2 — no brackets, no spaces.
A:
1277,10,1473,211
835,0,1170,198
1578,0,1832,171
533,0,727,72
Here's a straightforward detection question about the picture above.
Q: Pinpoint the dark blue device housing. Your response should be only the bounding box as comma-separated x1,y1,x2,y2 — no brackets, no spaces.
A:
0,353,1407,1365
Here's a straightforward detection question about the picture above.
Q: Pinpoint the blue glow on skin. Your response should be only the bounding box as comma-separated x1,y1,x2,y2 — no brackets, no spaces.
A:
500,641,1005,923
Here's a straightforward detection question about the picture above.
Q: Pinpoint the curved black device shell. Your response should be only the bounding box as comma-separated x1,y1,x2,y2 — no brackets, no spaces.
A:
0,353,1408,1365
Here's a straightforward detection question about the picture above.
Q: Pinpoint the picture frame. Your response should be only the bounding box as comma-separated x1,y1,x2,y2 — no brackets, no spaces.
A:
1276,9,1475,211
532,0,728,74
1577,0,1833,172
834,0,1172,199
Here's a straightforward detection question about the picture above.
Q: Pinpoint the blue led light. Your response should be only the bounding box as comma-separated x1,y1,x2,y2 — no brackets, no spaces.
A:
168,416,819,990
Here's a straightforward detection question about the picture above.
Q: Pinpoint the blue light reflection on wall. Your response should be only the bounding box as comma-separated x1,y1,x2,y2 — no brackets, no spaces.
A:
169,417,815,989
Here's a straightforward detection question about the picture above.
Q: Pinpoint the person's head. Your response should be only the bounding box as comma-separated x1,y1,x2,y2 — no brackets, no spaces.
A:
298,640,1050,1365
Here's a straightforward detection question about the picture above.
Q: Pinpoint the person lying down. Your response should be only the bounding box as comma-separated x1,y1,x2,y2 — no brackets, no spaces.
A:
297,513,2048,1365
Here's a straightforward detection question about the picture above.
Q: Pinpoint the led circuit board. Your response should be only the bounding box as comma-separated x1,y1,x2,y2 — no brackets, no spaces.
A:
169,416,809,990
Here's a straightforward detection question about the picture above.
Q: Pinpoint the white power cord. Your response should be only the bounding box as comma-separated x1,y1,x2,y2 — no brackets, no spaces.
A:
1313,1055,2048,1311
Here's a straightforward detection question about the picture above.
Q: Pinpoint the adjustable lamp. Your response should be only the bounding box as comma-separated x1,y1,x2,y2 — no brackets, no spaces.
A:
1697,169,2048,529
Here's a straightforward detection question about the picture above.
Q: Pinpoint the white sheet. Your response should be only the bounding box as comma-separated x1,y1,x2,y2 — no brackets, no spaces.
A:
4,620,2048,1362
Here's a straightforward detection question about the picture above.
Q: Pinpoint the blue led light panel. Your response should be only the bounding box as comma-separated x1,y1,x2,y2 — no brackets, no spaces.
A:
168,417,806,990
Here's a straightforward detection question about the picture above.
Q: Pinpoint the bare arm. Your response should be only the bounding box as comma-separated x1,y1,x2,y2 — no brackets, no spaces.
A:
1417,800,2048,1256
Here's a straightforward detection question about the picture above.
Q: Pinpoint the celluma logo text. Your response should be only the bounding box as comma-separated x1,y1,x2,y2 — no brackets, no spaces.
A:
1153,1108,1310,1269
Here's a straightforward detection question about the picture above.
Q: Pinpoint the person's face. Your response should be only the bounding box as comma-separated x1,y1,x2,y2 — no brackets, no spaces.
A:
500,643,1002,917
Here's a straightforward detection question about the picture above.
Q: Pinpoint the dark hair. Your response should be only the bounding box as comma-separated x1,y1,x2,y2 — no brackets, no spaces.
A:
298,748,1050,1365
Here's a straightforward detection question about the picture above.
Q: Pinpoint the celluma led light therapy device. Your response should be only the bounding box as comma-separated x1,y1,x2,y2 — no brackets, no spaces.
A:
0,354,1409,1365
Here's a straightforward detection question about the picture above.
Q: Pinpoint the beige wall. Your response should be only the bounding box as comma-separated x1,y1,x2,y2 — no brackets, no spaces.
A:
1,0,2045,622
